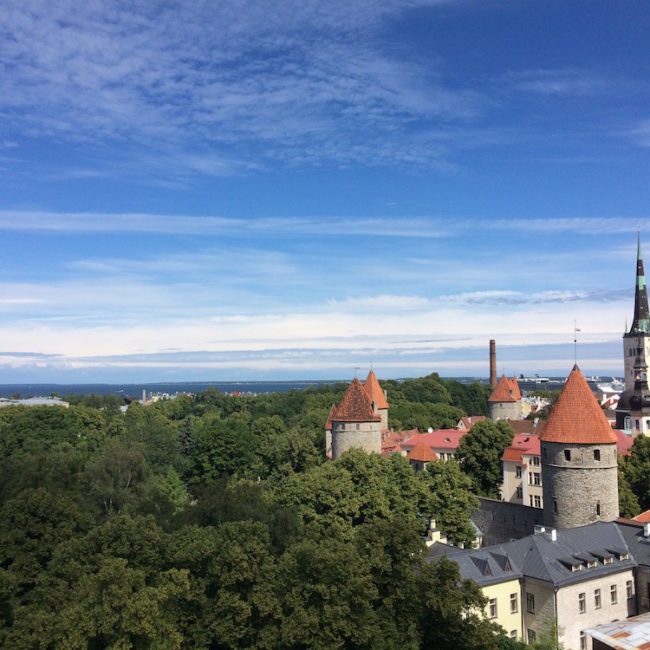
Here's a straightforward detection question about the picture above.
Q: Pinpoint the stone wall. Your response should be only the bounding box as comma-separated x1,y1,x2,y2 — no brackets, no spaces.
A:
542,442,618,529
489,401,521,421
473,497,543,546
331,420,382,458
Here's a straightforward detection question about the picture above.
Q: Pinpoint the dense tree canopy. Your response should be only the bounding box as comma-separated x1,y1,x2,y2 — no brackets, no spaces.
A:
0,377,511,648
457,420,514,498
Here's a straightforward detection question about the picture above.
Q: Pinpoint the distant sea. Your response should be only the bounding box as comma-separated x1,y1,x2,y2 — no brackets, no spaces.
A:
0,376,584,399
0,380,349,399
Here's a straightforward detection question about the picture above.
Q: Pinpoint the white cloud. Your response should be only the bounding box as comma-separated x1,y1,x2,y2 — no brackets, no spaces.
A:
0,0,477,171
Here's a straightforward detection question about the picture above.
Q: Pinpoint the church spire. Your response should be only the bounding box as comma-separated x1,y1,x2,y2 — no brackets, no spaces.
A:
630,232,650,334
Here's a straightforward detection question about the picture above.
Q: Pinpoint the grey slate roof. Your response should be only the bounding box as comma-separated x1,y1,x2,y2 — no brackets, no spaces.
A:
617,520,650,567
427,521,636,588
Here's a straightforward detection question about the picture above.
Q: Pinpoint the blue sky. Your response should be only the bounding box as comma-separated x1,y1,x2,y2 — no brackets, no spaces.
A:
1,0,649,382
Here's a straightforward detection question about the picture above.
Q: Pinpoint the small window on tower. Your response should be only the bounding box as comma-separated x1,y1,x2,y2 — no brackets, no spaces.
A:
554,499,558,514
564,449,571,461
596,501,601,516
594,449,601,461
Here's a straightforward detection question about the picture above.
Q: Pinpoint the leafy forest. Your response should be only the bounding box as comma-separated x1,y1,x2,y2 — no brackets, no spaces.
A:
1,372,647,648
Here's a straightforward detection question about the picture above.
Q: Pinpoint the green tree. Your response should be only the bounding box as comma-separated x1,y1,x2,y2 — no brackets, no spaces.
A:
423,460,479,545
83,438,149,514
457,420,514,497
625,435,650,510
189,415,257,485
618,456,640,518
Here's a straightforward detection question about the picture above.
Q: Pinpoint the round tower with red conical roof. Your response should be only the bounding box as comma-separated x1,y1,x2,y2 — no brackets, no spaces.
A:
330,377,383,458
541,365,619,529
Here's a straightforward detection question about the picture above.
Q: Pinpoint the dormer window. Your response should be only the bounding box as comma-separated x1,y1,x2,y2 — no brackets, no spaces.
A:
572,564,584,572
587,560,598,569
603,557,613,566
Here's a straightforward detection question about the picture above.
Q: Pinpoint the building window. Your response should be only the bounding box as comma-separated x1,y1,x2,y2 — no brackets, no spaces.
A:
596,501,601,516
526,593,535,614
636,419,641,431
516,486,523,499
529,495,534,507
510,630,517,639
594,449,601,461
531,456,540,466
554,499,558,514
356,423,360,430
510,593,518,614
578,592,586,613
528,629,536,643
534,495,541,508
564,449,571,461
489,598,497,619
580,631,586,650
594,588,601,609
516,465,522,478
627,580,634,600
611,584,617,604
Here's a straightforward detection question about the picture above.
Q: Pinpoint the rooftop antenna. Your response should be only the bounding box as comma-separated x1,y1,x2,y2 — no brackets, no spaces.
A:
573,320,581,365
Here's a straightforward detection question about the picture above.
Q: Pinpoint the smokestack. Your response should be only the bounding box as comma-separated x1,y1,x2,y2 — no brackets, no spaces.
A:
489,339,497,388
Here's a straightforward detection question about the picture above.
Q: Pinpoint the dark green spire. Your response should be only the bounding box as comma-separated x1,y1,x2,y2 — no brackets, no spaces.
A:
630,233,649,334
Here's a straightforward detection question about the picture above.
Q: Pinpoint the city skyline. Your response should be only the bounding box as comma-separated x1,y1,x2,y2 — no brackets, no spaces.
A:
1,1,650,381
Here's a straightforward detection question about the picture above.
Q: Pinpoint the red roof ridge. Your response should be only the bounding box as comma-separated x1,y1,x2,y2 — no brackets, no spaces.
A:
489,374,518,403
408,442,438,462
540,365,617,445
364,370,389,409
331,378,381,423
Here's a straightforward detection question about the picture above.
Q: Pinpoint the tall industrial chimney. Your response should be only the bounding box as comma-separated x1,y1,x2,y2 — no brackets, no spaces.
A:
489,339,497,388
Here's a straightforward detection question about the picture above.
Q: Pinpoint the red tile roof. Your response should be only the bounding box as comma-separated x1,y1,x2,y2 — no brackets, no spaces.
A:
408,442,438,463
325,404,335,431
489,374,518,403
506,419,536,434
331,378,381,423
380,429,413,455
615,429,633,456
633,510,650,523
501,432,540,462
402,429,466,451
458,415,487,430
540,365,617,445
364,370,389,409
510,377,522,401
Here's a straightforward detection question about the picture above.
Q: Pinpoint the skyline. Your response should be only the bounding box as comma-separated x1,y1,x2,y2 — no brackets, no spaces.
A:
1,1,650,381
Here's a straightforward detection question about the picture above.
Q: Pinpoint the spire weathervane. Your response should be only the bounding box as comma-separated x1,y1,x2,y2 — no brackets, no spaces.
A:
574,320,581,365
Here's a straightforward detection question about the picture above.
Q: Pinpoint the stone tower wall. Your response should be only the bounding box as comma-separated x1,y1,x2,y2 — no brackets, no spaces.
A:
331,420,382,459
541,441,618,529
489,400,521,421
623,333,650,391
378,407,388,430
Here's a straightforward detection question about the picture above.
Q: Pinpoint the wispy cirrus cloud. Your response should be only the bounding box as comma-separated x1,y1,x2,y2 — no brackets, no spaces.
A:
0,0,478,173
507,68,607,97
0,210,648,238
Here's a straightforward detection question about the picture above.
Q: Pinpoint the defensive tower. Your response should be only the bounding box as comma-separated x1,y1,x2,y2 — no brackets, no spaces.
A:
329,377,383,458
541,365,619,529
616,234,650,435
488,374,522,420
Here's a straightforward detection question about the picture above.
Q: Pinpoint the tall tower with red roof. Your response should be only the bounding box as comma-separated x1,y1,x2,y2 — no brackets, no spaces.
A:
364,370,389,429
329,377,383,458
488,374,522,421
541,365,619,529
616,234,650,435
